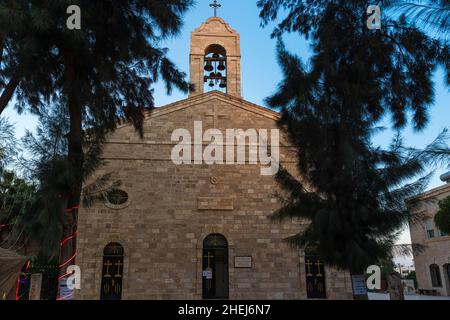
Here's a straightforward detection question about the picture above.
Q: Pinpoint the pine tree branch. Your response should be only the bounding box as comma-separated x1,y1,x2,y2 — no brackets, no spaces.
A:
0,74,20,114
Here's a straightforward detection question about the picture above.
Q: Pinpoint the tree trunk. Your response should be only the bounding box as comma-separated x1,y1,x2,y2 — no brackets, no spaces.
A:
0,75,20,115
57,50,84,300
0,37,20,114
387,272,405,300
0,37,4,65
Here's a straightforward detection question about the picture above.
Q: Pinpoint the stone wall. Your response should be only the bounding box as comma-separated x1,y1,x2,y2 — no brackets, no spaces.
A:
75,92,353,300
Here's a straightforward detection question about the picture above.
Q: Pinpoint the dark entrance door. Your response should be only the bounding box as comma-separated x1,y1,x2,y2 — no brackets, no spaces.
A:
305,256,326,299
202,234,229,300
100,243,124,300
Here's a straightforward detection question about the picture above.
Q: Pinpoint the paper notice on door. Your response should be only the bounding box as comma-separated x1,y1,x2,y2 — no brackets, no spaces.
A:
203,270,213,279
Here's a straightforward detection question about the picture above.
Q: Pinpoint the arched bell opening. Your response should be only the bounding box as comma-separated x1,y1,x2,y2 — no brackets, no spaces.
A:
204,44,227,93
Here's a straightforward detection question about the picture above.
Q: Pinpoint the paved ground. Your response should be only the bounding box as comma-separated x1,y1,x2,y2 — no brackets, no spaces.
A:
369,292,450,300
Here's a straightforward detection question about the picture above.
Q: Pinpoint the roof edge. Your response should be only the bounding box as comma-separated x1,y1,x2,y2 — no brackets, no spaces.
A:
407,182,450,203
116,91,280,130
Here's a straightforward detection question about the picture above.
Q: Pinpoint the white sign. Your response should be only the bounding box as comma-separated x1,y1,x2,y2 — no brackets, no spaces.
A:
234,256,252,268
202,270,213,279
29,273,42,300
58,278,75,300
352,275,368,296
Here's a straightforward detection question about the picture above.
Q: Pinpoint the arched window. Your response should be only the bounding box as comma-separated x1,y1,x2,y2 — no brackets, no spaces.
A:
304,248,327,299
203,44,227,93
202,234,229,299
106,189,129,206
429,264,442,287
100,243,124,300
444,264,450,291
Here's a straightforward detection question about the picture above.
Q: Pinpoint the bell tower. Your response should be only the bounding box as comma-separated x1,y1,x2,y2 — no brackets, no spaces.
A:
189,3,241,98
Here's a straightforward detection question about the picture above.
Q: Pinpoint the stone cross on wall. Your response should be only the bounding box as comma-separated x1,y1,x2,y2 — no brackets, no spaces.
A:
205,104,227,128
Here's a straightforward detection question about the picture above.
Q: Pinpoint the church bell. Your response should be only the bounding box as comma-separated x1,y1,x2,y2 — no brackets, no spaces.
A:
204,61,213,72
202,44,228,91
217,61,226,71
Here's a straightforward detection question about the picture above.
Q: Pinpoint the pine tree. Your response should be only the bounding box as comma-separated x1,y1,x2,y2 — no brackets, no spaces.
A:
0,117,35,254
388,0,450,35
0,117,17,172
257,0,448,296
16,105,120,259
0,170,35,250
1,0,194,295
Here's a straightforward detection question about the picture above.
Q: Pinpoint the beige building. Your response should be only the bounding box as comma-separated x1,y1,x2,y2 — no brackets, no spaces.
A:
74,16,353,300
408,174,450,296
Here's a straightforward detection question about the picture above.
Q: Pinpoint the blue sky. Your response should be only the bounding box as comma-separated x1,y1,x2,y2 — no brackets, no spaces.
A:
2,0,449,251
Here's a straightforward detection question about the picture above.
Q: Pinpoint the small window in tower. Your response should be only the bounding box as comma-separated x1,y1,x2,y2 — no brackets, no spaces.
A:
106,189,129,206
204,44,227,93
425,218,435,239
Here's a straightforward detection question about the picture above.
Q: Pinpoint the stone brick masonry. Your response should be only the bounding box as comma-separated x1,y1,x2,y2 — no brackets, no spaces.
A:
75,16,353,300
408,183,450,296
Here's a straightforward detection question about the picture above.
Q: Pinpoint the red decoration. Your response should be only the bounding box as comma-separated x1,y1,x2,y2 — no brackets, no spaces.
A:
57,204,80,300
56,291,74,300
59,252,77,268
65,205,80,213
15,275,20,301
15,260,30,300
60,231,78,247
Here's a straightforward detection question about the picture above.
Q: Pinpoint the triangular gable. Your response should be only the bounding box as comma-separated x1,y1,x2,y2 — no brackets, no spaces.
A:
116,91,279,131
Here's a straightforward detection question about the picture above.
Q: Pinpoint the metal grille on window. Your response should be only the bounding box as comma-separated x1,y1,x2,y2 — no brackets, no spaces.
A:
106,189,128,205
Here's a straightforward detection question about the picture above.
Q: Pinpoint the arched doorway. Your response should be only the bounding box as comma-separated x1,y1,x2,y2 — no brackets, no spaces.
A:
202,234,229,300
429,264,442,288
100,242,124,300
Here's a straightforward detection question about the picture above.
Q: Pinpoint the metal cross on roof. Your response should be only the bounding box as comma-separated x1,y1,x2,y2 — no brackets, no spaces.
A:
210,0,221,17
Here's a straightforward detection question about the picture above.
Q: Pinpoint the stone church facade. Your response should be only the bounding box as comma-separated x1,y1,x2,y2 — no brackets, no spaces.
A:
408,176,450,296
75,16,353,300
